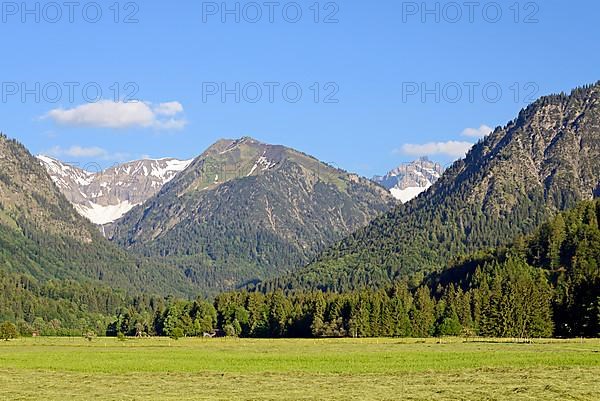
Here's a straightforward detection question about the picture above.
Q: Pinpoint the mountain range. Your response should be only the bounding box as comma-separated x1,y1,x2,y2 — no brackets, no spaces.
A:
32,136,401,292
38,151,436,229
2,82,599,300
107,137,396,290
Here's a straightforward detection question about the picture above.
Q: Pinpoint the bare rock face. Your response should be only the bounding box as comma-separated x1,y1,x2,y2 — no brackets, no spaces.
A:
374,157,444,202
37,156,192,225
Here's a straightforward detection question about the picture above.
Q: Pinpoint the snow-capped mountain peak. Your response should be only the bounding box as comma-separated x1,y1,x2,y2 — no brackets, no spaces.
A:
374,157,444,203
36,155,94,187
37,155,193,225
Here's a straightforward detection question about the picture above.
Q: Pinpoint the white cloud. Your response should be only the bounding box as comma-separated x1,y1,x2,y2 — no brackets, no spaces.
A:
47,145,108,158
46,145,129,161
154,118,188,130
398,141,474,158
396,125,492,160
44,100,187,130
461,124,493,138
45,101,154,129
153,101,184,116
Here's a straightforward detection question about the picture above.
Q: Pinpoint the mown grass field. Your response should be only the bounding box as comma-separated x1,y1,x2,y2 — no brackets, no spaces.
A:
0,337,599,400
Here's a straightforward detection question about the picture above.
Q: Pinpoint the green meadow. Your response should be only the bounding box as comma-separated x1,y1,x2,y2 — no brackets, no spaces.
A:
1,337,599,400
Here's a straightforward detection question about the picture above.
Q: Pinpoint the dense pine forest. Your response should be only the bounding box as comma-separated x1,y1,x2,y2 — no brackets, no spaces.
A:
2,199,598,338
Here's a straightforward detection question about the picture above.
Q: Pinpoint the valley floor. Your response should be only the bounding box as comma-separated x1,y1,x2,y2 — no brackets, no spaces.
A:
0,338,599,400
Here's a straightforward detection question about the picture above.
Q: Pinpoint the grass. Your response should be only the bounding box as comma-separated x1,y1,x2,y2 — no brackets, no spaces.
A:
0,337,599,400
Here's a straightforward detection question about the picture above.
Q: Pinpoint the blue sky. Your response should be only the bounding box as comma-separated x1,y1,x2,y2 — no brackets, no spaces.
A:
1,0,598,176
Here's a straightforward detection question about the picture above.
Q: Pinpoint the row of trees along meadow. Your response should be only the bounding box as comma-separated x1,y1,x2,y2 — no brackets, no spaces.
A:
153,259,554,339
77,199,600,339
1,260,554,339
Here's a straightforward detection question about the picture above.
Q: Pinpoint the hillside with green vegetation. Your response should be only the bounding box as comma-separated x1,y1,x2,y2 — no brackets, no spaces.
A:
162,200,597,340
429,198,600,337
271,83,600,291
2,199,597,339
0,270,132,336
109,137,395,292
0,133,196,297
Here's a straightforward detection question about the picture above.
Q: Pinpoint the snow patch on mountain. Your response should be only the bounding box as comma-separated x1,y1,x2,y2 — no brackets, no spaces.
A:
151,158,192,180
75,201,139,226
248,152,277,176
37,155,193,225
390,185,431,203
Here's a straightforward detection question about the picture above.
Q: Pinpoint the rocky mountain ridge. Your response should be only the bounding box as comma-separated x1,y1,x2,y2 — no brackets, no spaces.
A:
37,156,192,225
374,157,444,202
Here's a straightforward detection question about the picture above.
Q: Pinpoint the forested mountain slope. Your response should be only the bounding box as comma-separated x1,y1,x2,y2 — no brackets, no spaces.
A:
227,199,598,339
2,199,597,339
109,137,396,291
426,198,600,337
0,134,195,296
268,82,600,291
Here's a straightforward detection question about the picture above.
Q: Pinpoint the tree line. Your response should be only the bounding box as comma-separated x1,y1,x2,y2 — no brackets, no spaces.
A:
1,200,598,338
